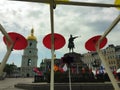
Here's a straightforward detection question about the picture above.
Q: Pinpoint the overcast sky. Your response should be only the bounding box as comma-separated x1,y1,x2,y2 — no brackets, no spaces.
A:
0,0,120,67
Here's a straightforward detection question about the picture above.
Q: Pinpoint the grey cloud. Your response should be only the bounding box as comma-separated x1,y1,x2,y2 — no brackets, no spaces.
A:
0,0,119,66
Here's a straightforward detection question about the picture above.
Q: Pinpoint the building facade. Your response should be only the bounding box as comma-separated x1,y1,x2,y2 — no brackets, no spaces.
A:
104,44,120,71
40,44,120,74
21,28,38,77
81,52,101,70
81,44,120,71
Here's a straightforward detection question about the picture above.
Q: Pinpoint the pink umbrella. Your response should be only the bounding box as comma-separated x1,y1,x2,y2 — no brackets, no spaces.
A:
85,35,107,51
43,33,66,50
3,32,28,50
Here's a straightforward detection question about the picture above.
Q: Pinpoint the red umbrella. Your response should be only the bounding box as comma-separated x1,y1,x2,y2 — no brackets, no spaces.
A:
43,33,66,50
85,35,107,51
3,32,28,50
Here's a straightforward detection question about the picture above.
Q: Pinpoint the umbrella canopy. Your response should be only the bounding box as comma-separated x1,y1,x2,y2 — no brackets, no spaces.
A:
85,35,107,51
43,33,66,50
3,32,28,50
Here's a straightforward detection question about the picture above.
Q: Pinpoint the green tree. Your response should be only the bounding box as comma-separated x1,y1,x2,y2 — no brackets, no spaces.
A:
3,63,17,77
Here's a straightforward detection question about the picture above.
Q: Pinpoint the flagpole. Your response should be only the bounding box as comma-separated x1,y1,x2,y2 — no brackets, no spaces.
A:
68,66,72,90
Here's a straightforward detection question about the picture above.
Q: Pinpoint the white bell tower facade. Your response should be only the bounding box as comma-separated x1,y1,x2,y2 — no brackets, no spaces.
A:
21,28,38,77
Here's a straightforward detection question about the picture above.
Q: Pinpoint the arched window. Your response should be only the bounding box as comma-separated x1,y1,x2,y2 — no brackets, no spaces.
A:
29,51,31,53
28,59,31,66
29,42,32,47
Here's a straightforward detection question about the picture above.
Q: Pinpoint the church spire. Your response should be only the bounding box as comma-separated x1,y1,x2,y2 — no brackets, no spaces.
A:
31,28,34,36
27,28,37,41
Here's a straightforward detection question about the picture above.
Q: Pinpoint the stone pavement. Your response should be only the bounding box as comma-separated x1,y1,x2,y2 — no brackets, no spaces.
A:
0,78,33,90
1,78,120,90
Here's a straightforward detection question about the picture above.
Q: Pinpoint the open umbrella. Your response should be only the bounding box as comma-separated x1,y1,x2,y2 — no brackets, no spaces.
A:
11,0,120,8
95,14,120,90
0,31,28,78
43,33,65,50
85,35,107,51
3,32,28,50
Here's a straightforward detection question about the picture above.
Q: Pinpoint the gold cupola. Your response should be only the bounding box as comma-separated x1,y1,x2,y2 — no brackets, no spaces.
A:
27,28,37,41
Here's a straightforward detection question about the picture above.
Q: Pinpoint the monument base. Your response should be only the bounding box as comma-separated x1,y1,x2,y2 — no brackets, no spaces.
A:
15,82,118,90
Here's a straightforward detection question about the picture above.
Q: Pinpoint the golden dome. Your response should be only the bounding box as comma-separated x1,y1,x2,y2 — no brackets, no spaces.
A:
27,28,37,41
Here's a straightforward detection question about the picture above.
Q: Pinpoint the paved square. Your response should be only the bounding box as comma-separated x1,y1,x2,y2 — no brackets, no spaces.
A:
0,78,33,90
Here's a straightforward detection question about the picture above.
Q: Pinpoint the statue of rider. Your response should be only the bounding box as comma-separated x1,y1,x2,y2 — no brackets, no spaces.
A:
68,34,78,52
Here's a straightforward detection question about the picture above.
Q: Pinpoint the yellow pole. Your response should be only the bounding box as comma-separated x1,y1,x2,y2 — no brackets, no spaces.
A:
10,0,120,8
96,14,120,90
0,45,13,76
114,0,120,10
0,24,14,77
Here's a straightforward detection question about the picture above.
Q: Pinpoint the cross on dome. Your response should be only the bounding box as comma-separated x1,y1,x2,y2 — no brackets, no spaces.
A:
27,28,37,41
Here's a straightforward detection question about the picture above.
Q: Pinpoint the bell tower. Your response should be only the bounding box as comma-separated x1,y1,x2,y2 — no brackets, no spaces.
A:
21,28,38,77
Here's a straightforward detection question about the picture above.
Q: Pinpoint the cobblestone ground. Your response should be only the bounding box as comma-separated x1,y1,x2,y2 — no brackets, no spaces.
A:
0,78,33,90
